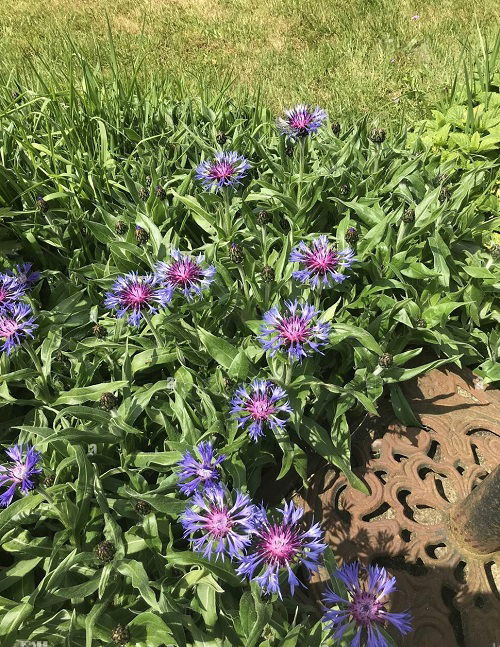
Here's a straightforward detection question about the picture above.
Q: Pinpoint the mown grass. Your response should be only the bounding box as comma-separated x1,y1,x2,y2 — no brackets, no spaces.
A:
1,0,499,124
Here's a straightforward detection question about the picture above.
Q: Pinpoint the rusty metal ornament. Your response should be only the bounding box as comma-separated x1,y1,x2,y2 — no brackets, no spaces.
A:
300,367,500,647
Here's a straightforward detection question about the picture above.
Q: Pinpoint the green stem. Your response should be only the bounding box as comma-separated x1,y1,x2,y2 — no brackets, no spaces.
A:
297,139,305,209
143,311,164,348
284,362,293,386
24,342,49,398
222,189,232,239
261,225,267,264
237,266,250,302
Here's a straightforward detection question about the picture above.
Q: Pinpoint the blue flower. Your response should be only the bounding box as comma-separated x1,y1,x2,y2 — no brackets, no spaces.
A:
0,303,37,354
290,236,355,288
155,250,215,302
322,562,412,647
181,488,258,561
177,442,225,496
195,152,249,192
0,444,42,507
7,263,40,290
104,272,171,326
230,379,293,442
0,273,28,309
276,105,327,139
236,500,326,598
258,300,331,362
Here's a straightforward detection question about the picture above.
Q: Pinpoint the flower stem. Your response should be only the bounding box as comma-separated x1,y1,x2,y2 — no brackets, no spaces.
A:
297,139,305,209
143,311,164,348
222,189,232,239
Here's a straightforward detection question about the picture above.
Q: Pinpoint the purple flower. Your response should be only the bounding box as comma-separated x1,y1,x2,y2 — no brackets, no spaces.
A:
7,263,40,290
0,303,37,354
290,236,355,288
0,273,27,309
195,151,249,192
277,105,327,139
181,489,257,561
177,442,225,496
0,444,42,507
230,379,293,442
104,272,171,326
155,250,215,302
259,300,331,362
322,562,412,647
236,500,326,598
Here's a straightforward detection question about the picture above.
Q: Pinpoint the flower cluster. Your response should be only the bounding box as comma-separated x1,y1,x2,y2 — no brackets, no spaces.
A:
176,442,326,597
0,263,39,354
104,251,215,326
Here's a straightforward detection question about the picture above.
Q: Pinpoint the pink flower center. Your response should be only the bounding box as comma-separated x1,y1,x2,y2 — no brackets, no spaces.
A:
247,396,276,420
204,507,233,538
11,463,29,481
277,316,311,344
305,248,338,274
0,317,19,338
350,591,384,625
122,283,153,307
166,260,202,286
289,112,313,130
209,161,235,180
196,467,214,480
260,525,299,565
0,288,7,303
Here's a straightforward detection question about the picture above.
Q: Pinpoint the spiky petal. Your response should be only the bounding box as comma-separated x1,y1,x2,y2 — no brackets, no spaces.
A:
0,303,37,354
258,300,330,362
181,489,258,561
195,151,250,192
155,250,215,302
290,236,355,288
0,444,42,507
230,379,293,442
104,272,170,326
236,501,326,598
177,442,226,496
7,263,40,290
276,105,327,139
0,273,27,309
322,562,413,647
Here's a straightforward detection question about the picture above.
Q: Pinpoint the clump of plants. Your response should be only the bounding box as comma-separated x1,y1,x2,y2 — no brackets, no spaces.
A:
0,43,498,647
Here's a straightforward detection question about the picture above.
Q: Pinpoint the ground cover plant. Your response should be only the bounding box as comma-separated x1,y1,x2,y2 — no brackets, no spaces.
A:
0,33,499,647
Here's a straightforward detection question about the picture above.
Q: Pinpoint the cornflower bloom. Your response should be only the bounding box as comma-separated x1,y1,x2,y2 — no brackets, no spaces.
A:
236,501,326,598
177,442,225,496
259,300,330,362
0,273,27,309
181,489,257,561
322,562,412,647
230,379,292,442
104,272,170,326
0,303,37,354
195,151,249,192
8,263,40,290
0,444,42,507
290,236,355,288
277,105,327,139
155,250,215,302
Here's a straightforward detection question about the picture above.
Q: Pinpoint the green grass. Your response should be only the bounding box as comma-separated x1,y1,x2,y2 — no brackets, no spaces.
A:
1,0,499,123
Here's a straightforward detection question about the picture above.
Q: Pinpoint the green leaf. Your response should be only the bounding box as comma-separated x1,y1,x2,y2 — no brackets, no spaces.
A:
53,381,128,405
197,326,238,369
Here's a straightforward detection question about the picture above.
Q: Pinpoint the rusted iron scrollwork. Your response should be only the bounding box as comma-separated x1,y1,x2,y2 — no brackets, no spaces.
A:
298,367,500,647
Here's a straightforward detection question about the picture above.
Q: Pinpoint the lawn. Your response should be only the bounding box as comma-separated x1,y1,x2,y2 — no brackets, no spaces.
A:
0,0,499,123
